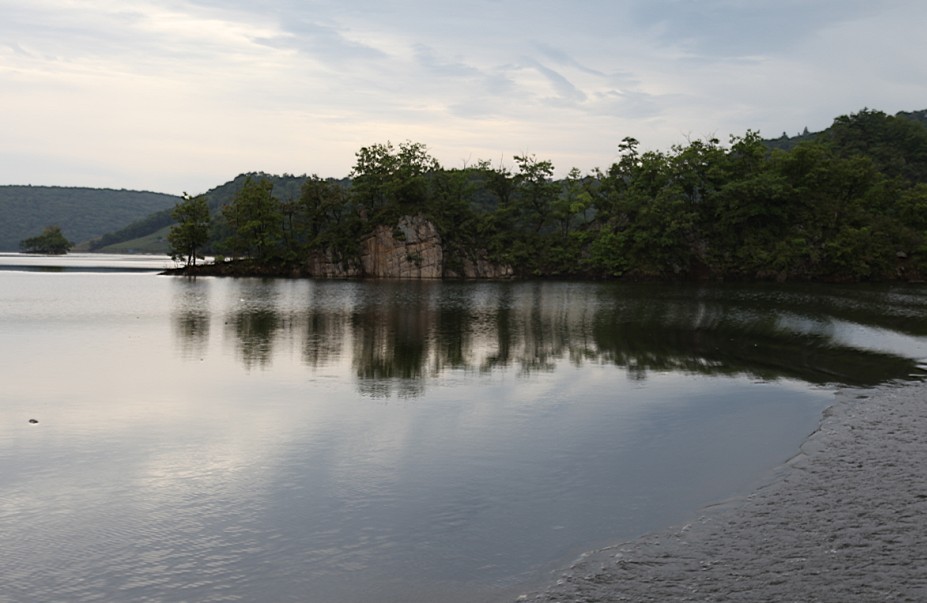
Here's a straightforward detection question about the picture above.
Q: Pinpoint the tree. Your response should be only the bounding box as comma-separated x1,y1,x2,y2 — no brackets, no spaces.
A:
350,141,441,222
20,225,72,254
167,193,210,267
512,154,558,234
296,175,362,262
221,176,283,260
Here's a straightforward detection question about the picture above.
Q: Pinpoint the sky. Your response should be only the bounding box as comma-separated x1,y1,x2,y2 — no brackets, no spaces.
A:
2,0,926,195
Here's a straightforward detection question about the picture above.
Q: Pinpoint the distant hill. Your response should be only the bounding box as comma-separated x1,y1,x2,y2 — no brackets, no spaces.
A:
0,186,180,251
897,109,927,128
765,108,927,152
764,108,927,184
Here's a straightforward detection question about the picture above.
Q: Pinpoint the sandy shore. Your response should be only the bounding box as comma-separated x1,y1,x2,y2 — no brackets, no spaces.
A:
515,382,927,602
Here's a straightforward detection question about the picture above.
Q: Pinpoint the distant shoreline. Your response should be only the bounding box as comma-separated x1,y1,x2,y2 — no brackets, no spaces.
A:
515,381,927,601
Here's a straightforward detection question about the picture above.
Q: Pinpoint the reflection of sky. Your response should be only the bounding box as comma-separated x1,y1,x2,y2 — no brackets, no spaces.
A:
0,252,176,272
2,269,925,601
828,323,927,362
776,313,927,362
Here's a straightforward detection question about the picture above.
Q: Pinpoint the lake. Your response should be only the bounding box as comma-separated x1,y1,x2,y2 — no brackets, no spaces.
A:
2,253,927,602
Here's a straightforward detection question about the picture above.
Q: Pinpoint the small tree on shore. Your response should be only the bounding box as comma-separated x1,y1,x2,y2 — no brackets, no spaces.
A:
168,193,211,267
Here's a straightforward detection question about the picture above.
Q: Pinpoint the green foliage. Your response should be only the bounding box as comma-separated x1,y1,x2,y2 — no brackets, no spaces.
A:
168,194,210,266
294,175,362,263
826,108,927,183
221,176,284,261
20,225,73,254
350,141,441,223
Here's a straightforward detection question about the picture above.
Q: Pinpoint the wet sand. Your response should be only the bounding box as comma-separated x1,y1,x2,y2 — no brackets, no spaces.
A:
515,383,927,602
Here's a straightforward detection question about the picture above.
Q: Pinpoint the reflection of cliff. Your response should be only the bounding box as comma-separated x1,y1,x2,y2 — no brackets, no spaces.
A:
352,295,429,397
182,280,926,396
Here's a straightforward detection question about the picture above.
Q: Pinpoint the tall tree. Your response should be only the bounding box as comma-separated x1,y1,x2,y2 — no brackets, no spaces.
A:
512,154,558,234
167,193,210,267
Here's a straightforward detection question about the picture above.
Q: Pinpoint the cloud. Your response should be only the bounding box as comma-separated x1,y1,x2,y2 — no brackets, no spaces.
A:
520,58,588,106
1,0,927,192
413,44,483,79
253,18,387,64
534,43,606,78
625,0,891,58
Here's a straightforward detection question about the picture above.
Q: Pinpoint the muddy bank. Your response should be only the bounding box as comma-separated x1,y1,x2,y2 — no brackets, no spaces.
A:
516,382,927,602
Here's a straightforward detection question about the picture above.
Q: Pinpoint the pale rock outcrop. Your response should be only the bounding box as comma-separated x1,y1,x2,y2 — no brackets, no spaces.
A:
361,215,443,278
305,215,511,279
305,252,361,278
448,253,515,279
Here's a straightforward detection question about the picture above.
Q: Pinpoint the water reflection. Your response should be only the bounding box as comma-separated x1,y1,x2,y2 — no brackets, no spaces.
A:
351,282,432,397
9,266,927,603
301,307,346,368
171,280,927,394
226,280,284,369
171,278,210,359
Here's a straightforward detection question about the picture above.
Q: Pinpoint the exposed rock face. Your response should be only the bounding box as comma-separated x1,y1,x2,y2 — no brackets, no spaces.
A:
305,252,361,278
448,253,515,279
305,215,512,279
362,215,443,278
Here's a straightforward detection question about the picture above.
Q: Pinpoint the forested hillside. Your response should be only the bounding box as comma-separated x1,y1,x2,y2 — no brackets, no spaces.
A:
73,107,927,282
157,108,927,282
764,108,927,152
0,186,180,251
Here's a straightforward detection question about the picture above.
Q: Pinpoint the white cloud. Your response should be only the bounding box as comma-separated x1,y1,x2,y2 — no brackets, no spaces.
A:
1,0,926,193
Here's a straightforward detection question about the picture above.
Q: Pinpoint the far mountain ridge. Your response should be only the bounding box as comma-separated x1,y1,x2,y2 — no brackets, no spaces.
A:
764,107,927,151
0,185,180,252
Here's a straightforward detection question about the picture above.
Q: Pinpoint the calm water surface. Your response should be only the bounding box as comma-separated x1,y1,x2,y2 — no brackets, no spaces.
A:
2,254,927,602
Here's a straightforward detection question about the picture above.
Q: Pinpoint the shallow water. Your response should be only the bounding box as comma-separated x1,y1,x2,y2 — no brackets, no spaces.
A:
2,255,926,602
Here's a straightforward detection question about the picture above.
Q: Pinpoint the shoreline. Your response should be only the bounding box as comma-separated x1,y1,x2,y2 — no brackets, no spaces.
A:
515,381,927,602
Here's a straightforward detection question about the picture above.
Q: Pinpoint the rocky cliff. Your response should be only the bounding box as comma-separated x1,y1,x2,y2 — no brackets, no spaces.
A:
306,215,513,279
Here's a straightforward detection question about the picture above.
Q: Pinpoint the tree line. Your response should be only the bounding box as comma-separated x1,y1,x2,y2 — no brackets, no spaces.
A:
169,108,927,281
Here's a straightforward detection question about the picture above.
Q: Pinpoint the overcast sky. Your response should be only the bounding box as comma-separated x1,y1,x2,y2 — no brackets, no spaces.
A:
2,0,925,194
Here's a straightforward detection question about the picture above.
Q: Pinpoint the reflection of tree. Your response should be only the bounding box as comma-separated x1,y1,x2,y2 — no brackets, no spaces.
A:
220,279,926,396
587,285,915,385
227,280,281,370
171,278,211,359
351,282,431,398
345,281,923,394
301,309,346,368
480,283,594,375
481,286,513,371
432,285,476,371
